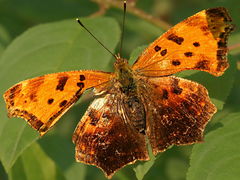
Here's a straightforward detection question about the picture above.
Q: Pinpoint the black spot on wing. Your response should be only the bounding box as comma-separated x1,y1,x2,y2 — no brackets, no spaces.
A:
56,76,68,91
172,60,181,66
48,98,54,104
184,52,193,57
195,60,210,70
172,78,183,95
167,34,184,45
77,82,85,89
162,89,169,99
80,75,86,81
193,42,200,47
59,100,67,107
160,49,167,56
154,45,161,52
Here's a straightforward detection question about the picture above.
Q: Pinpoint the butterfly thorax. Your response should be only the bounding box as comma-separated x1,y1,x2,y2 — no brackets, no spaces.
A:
114,57,136,95
113,57,146,133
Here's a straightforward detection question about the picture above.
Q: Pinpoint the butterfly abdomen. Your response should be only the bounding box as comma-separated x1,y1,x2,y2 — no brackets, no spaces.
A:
123,95,146,134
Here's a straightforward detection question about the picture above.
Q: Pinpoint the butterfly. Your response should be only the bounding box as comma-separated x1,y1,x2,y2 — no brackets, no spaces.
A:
3,7,233,178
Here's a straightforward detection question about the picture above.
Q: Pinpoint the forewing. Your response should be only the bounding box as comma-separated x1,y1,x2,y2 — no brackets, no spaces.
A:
72,94,149,178
3,70,112,136
140,76,216,155
133,7,233,77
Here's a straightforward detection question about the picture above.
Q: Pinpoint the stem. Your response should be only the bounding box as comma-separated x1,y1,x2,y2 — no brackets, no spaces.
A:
91,0,171,30
229,43,240,51
89,3,108,17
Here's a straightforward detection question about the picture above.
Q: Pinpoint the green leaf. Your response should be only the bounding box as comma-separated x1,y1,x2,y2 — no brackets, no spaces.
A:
0,161,8,180
164,155,189,180
0,17,120,172
0,0,98,40
133,146,156,180
187,112,240,180
0,120,38,173
38,133,86,180
0,0,97,23
128,45,147,65
64,163,86,180
9,142,65,180
0,24,11,57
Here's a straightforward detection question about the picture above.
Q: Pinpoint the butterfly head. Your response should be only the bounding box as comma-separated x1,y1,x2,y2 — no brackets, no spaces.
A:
114,55,135,90
114,55,130,73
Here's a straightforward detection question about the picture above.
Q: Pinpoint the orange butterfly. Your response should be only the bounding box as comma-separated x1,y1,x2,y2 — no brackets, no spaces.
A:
3,7,233,178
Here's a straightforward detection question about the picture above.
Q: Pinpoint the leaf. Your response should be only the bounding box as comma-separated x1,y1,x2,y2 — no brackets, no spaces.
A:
38,133,86,180
0,120,39,173
0,17,120,172
187,112,240,180
128,45,147,65
0,0,97,23
164,156,189,180
133,151,156,180
0,24,11,57
0,0,98,41
132,141,157,180
9,142,65,180
0,161,7,180
64,163,86,180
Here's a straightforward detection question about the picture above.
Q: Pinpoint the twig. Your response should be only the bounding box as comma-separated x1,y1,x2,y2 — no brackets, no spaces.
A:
229,43,240,51
91,0,171,30
89,3,108,17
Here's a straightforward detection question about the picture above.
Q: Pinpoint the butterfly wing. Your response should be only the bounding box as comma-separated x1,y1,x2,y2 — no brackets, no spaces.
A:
140,76,216,155
3,70,112,136
133,7,233,77
72,94,149,178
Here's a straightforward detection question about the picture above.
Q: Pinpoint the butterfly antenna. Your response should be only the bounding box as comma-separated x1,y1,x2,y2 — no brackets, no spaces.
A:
76,18,117,59
119,0,127,56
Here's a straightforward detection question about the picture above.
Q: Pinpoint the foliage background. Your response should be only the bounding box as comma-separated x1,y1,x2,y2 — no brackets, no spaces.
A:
0,0,240,180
